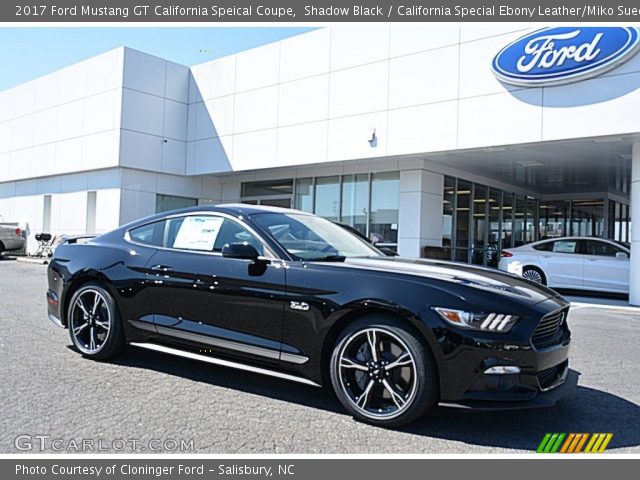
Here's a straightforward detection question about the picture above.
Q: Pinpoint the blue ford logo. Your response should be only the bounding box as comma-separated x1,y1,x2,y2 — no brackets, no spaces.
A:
492,27,640,87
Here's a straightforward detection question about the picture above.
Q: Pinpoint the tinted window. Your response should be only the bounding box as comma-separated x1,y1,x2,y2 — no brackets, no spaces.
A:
584,240,623,257
129,215,264,255
533,241,553,252
552,240,578,253
129,220,166,247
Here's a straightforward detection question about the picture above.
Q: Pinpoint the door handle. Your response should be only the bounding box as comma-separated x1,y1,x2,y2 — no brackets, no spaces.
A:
150,264,174,273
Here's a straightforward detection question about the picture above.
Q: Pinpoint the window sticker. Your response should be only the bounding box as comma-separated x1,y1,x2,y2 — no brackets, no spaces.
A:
172,216,224,251
553,241,577,253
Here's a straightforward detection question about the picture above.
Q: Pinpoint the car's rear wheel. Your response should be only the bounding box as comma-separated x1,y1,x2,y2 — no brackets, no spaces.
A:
67,283,124,360
330,315,438,427
522,266,546,285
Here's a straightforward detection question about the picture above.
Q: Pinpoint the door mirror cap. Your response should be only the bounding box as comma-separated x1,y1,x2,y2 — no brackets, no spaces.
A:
616,251,629,259
222,242,260,260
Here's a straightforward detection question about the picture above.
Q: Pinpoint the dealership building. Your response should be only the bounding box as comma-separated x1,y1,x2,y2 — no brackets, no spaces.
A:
0,26,638,303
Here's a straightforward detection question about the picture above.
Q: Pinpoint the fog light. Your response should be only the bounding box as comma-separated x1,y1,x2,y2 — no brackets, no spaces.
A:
484,366,521,375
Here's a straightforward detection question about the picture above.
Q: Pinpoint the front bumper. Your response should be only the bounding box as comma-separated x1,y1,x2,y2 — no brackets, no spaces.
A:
429,298,574,409
440,368,579,410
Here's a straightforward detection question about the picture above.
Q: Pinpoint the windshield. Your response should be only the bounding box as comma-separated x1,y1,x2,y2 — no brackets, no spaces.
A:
252,212,383,261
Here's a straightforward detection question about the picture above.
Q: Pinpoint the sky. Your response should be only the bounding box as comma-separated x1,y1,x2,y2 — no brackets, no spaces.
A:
0,27,316,91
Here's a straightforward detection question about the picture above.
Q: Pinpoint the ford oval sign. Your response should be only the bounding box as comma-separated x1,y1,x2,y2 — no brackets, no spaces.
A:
492,27,640,87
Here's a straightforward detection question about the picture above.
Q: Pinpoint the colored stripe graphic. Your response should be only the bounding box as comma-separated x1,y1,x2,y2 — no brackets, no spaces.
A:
574,433,590,453
585,433,614,453
537,433,565,453
538,433,613,453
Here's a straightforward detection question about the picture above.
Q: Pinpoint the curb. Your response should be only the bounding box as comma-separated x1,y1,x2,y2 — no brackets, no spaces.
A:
15,256,49,265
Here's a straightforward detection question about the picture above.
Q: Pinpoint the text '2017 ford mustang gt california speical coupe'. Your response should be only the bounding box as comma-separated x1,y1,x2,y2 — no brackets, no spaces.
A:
47,205,577,427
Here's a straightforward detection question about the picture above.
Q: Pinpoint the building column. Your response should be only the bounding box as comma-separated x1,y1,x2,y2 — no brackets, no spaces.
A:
397,170,444,258
630,143,640,306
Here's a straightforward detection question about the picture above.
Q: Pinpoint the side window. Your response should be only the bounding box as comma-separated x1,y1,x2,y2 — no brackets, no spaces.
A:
212,218,264,255
129,215,266,255
170,216,226,252
129,220,166,247
584,240,622,257
552,240,578,254
533,241,553,252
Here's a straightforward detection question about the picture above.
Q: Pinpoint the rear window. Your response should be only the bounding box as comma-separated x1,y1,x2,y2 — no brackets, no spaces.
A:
533,241,553,252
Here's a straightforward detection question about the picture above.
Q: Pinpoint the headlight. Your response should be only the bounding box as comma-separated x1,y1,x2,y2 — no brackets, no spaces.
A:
433,307,518,332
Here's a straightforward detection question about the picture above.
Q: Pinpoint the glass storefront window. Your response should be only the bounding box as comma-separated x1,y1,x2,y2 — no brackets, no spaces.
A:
488,188,502,267
525,197,538,243
471,184,488,265
370,172,399,246
241,179,293,197
315,176,340,221
455,179,471,262
155,194,198,213
513,195,526,246
341,174,369,236
294,178,313,213
622,203,630,242
442,177,455,257
571,199,604,237
501,192,514,249
539,201,569,239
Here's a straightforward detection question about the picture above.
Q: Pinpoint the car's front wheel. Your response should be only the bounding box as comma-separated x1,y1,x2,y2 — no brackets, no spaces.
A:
330,315,438,427
67,283,124,360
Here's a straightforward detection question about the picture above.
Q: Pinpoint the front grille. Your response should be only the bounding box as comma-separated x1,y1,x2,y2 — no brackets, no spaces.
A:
531,309,566,349
536,361,568,390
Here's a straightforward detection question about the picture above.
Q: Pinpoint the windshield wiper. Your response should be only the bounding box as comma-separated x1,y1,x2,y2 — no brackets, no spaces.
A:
308,255,346,262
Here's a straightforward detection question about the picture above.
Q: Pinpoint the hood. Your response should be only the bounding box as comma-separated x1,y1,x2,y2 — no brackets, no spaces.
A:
340,256,559,305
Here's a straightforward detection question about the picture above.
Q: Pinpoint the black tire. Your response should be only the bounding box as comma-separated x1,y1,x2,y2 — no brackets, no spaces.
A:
67,282,125,360
522,266,546,285
329,315,438,428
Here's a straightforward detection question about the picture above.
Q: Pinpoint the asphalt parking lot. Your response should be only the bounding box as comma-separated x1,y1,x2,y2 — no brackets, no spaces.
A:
1,259,638,454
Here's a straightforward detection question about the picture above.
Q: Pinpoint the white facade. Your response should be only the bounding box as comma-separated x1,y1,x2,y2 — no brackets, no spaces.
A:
0,26,637,300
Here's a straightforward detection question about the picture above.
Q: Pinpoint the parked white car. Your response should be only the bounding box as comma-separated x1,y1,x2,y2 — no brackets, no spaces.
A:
498,237,630,294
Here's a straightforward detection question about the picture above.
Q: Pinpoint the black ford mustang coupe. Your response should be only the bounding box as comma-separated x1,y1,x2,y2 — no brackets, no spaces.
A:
47,205,576,427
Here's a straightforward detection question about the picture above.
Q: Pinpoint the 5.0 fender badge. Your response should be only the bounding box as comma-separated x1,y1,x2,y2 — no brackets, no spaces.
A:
290,301,310,311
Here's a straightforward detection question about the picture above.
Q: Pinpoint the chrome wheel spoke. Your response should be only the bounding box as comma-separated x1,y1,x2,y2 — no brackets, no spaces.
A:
91,293,102,315
366,330,378,362
73,322,89,336
356,381,374,409
340,357,368,371
382,379,407,409
94,319,109,330
88,327,96,350
76,298,90,317
384,352,412,371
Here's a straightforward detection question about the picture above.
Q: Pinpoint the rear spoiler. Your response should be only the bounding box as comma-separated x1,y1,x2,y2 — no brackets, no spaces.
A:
60,234,98,245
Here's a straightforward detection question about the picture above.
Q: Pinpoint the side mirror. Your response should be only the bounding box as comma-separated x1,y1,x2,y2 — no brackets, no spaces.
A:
616,251,629,259
222,242,260,260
